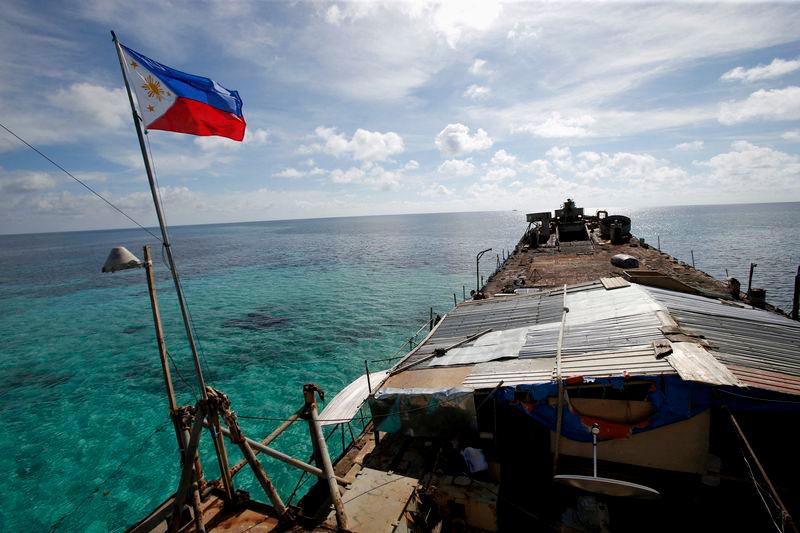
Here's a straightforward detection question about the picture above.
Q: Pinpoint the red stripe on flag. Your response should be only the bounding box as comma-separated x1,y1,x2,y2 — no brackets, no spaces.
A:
148,97,246,141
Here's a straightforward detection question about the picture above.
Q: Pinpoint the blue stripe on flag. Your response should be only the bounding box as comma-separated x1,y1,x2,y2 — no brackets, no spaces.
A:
122,45,243,117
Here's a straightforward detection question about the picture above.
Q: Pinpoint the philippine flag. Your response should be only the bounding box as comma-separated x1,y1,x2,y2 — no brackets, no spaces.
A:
120,45,246,141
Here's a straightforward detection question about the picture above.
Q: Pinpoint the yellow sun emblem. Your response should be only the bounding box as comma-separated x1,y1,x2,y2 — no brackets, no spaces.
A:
141,75,165,101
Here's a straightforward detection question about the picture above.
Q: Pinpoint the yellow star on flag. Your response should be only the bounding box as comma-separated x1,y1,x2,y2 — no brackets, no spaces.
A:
130,59,139,69
147,104,155,112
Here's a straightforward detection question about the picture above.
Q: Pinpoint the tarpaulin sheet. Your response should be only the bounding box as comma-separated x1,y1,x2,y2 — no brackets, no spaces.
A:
370,387,476,436
497,375,711,442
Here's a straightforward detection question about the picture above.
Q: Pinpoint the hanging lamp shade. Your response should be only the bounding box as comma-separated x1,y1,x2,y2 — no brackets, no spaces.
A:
102,246,142,273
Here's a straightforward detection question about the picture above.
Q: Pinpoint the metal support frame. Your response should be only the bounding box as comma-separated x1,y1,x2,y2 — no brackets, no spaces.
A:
304,384,350,530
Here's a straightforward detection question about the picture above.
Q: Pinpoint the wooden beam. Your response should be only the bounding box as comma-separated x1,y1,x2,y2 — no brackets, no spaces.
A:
230,408,303,477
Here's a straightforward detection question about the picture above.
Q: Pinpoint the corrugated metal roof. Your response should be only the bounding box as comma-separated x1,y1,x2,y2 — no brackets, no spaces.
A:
402,291,565,368
644,286,800,394
319,370,388,425
463,358,556,388
559,344,675,379
428,326,531,367
520,284,665,358
389,282,799,395
726,365,800,396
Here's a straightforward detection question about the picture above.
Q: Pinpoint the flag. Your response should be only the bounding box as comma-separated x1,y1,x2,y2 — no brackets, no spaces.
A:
120,45,246,141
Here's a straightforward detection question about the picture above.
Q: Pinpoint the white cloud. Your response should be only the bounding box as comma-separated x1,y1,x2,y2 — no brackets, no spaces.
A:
325,4,343,25
329,162,403,190
419,183,454,197
506,21,538,42
674,140,704,151
698,141,800,190
490,149,517,166
403,160,419,171
49,83,128,129
782,130,800,142
438,158,476,177
435,123,493,156
469,58,490,76
463,84,491,100
323,3,376,26
428,1,503,47
718,86,800,125
482,167,516,182
273,167,305,178
195,127,269,151
0,169,58,194
514,112,595,138
721,57,800,82
305,127,405,161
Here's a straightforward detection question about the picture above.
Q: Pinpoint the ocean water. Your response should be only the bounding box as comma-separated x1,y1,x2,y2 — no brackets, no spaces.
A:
0,204,798,531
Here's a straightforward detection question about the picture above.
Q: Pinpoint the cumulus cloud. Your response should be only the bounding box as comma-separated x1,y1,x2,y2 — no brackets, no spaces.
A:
698,141,800,189
428,1,503,47
718,86,800,124
674,140,704,151
50,83,128,129
435,123,493,156
514,112,595,138
419,183,454,197
469,58,490,76
329,162,404,190
490,149,517,166
273,161,325,178
403,160,419,171
463,84,491,100
0,169,58,194
273,168,304,178
438,158,476,177
782,130,800,141
195,127,269,151
482,167,516,182
721,57,800,82
304,127,405,161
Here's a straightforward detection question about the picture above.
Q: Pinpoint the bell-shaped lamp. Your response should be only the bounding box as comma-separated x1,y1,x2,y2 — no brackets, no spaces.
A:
102,246,143,273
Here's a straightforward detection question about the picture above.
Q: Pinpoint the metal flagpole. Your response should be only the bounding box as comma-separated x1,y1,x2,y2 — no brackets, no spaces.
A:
110,30,235,502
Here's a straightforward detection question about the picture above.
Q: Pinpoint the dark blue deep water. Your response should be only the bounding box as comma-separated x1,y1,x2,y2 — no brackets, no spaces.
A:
1,204,798,531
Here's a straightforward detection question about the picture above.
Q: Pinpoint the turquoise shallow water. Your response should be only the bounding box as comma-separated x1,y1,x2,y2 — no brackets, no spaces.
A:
0,205,798,531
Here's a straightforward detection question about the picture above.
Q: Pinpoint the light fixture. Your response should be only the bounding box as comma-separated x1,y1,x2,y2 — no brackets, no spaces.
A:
101,246,143,273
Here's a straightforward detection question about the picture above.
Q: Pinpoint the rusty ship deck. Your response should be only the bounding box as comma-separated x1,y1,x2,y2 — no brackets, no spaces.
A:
129,200,800,533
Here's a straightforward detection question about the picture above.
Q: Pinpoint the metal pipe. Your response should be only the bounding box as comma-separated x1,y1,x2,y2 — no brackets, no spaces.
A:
792,266,799,321
553,285,569,475
748,262,757,295
691,250,695,268
476,247,492,292
304,385,349,530
592,423,599,478
725,408,797,533
212,422,348,486
142,246,183,452
230,409,303,477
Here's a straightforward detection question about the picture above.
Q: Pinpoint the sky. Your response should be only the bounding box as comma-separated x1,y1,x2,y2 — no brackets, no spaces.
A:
1,1,800,234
